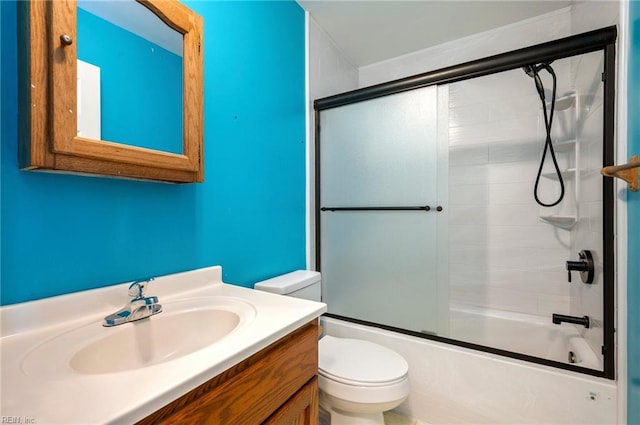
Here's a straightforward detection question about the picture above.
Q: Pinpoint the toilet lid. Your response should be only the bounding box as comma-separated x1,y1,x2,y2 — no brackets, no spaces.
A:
319,336,408,385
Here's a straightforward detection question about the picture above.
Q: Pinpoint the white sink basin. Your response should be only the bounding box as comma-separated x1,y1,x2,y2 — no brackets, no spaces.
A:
21,296,256,378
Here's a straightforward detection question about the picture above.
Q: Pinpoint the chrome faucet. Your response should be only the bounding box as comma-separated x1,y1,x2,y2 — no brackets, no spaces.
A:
103,278,162,327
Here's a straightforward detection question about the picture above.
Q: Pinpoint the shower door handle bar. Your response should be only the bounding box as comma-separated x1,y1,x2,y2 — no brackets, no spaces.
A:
320,206,432,212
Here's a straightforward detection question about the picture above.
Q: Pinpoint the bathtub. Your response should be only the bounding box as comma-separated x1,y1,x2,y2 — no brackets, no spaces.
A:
447,304,602,370
320,316,616,425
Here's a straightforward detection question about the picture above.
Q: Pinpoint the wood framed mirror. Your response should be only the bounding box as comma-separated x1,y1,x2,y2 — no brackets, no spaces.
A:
18,0,204,183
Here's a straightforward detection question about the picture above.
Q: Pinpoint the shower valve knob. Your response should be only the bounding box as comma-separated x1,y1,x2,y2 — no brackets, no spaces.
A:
566,250,594,284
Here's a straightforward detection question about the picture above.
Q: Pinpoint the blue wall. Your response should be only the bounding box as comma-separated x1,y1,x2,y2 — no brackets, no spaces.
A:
77,8,183,153
629,2,640,423
0,0,306,305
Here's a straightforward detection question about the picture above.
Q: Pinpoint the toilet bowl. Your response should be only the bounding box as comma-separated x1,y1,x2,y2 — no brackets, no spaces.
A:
318,335,409,425
254,271,410,425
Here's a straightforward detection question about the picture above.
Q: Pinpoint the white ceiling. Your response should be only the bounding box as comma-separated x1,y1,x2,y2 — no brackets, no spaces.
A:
297,0,572,67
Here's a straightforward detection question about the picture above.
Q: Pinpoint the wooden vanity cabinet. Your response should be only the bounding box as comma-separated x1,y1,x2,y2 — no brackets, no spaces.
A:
136,320,319,425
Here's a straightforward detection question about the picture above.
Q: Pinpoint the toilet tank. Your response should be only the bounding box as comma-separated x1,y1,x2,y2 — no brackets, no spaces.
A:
254,270,321,302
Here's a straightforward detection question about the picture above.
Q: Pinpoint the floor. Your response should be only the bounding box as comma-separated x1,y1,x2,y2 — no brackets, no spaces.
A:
320,409,428,425
384,411,429,425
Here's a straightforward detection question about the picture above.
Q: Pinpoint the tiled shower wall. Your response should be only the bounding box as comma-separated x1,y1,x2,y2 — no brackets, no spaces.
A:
353,4,618,322
447,65,574,317
359,8,576,318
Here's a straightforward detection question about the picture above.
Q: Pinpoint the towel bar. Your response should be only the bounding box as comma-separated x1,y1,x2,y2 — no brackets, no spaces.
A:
601,155,639,191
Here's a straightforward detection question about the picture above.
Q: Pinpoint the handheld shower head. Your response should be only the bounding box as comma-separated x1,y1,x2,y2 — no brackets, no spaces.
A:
522,61,553,78
522,64,539,78
522,63,547,78
522,62,553,99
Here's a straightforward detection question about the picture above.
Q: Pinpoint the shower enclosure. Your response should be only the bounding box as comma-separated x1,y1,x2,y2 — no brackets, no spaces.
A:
315,27,616,378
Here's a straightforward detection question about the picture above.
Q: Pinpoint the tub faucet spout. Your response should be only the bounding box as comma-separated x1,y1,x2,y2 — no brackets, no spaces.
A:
552,313,590,328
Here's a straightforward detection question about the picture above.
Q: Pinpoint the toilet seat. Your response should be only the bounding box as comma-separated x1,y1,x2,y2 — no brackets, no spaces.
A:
319,336,409,386
318,336,410,406
319,369,408,387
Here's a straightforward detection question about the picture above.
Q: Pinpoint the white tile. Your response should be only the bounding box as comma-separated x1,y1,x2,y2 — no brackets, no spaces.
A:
449,103,492,128
449,71,541,108
487,287,539,314
549,104,578,142
449,268,489,287
488,141,540,165
448,205,489,226
449,184,489,205
489,223,571,248
449,164,490,186
449,245,490,266
486,204,542,226
449,116,539,147
577,103,604,156
587,201,603,234
449,224,488,245
486,246,569,270
486,269,570,297
581,140,604,174
487,161,539,184
572,229,603,260
489,182,536,205
579,170,603,203
537,293,571,316
448,145,489,166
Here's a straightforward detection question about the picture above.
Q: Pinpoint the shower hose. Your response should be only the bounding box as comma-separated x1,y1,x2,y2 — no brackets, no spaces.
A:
527,63,565,207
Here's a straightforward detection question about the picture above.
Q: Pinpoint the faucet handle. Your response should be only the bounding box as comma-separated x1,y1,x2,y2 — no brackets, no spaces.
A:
128,277,155,301
565,250,594,284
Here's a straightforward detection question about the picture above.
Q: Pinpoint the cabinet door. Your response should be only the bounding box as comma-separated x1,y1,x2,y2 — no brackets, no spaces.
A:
19,0,204,183
263,377,318,425
136,321,318,425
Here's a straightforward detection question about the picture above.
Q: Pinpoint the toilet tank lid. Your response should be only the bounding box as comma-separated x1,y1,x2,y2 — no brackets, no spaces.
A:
254,270,321,294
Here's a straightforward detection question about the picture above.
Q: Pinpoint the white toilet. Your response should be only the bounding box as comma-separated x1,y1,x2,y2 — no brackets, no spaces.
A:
255,270,410,425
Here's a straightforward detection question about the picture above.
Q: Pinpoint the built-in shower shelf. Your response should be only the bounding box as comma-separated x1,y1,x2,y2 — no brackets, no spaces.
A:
547,92,577,111
541,168,576,179
539,215,577,228
553,139,577,152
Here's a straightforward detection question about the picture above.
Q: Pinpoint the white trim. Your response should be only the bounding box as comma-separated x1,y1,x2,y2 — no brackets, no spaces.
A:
304,10,312,271
616,2,629,423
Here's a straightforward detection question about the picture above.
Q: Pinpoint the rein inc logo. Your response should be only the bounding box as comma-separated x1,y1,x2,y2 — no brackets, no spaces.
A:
1,417,35,424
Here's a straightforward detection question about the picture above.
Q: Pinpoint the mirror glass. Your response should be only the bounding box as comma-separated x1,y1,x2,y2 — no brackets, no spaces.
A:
76,0,183,154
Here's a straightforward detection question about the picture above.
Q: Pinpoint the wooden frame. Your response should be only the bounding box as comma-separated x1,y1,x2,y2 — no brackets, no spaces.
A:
18,0,204,183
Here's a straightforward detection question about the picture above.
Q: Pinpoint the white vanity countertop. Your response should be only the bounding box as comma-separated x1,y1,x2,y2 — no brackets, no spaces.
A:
0,266,326,425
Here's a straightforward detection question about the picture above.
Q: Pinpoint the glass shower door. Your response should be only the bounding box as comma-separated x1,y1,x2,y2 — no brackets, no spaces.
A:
319,86,442,334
